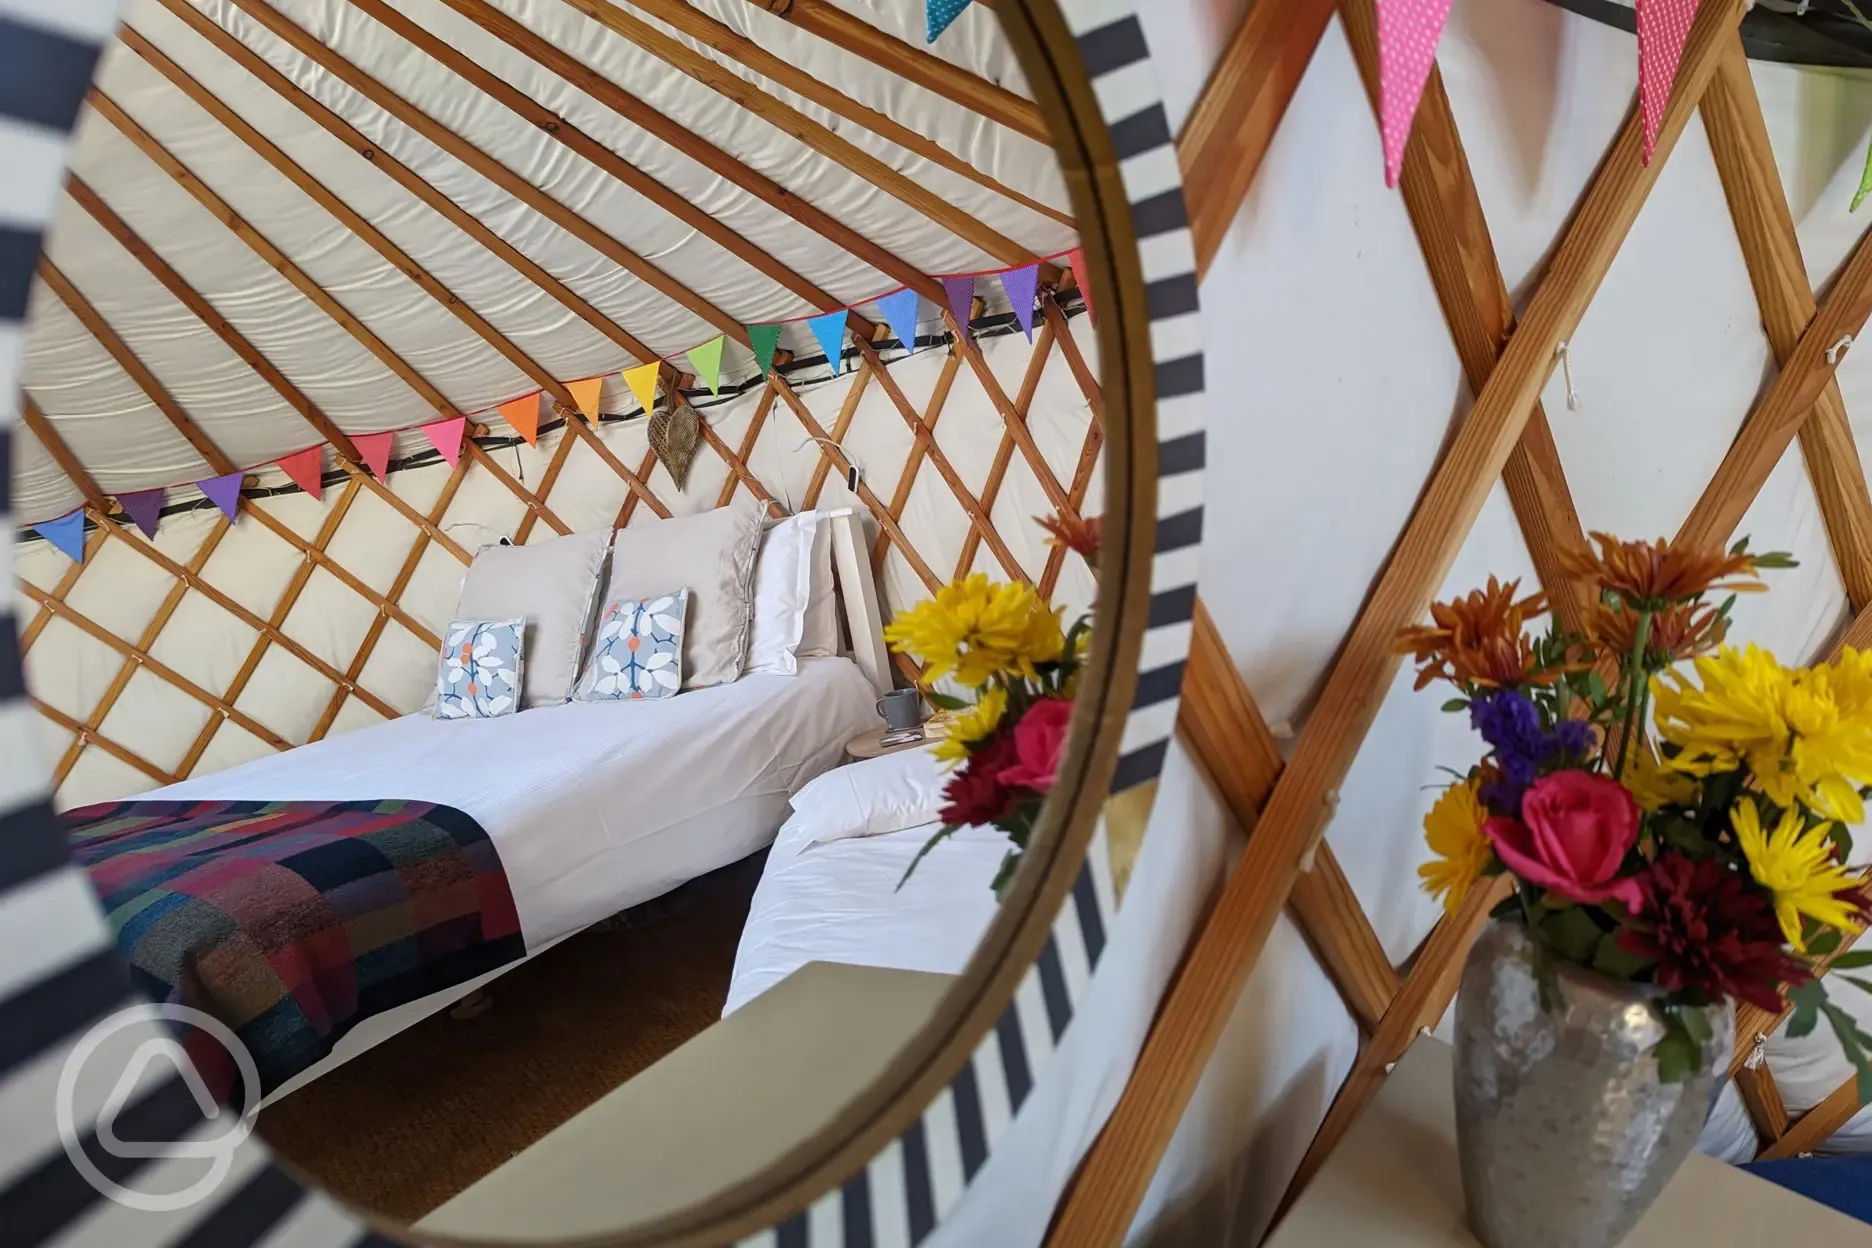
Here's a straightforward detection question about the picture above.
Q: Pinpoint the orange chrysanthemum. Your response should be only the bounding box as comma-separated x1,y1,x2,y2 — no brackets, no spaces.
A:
1037,511,1101,566
1394,576,1554,692
1556,532,1765,608
1588,599,1728,665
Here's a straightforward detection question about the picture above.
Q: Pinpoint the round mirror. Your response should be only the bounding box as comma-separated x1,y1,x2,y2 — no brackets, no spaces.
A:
1,1,1202,1244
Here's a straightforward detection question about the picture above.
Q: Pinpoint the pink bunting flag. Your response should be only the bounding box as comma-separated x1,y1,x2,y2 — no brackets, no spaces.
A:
277,447,323,501
1067,248,1095,322
198,472,244,523
1000,264,1040,342
421,416,467,467
1637,0,1697,164
1375,0,1454,187
354,431,395,480
943,275,976,339
115,489,164,539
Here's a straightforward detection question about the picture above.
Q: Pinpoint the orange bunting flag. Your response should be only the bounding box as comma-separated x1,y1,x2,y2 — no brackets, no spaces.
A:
567,377,604,424
422,416,467,467
498,393,541,445
622,361,662,416
276,446,324,501
354,431,395,481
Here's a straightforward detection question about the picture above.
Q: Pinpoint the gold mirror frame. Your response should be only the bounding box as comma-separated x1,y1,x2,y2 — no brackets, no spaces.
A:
0,2,1204,1244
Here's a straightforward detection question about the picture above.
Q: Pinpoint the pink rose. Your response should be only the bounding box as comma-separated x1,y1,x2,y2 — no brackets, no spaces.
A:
1484,771,1644,908
997,698,1074,793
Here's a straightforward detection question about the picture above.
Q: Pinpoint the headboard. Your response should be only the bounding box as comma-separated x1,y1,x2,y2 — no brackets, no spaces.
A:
822,507,893,698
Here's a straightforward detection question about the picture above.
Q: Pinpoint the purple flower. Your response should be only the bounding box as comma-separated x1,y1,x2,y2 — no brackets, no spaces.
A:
1469,689,1593,816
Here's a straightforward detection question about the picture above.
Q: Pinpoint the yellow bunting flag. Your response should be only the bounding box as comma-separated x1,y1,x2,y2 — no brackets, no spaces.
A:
622,361,662,417
567,377,604,424
498,393,541,445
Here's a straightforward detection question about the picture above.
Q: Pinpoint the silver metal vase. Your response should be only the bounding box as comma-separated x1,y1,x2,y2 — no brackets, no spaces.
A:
1453,919,1733,1248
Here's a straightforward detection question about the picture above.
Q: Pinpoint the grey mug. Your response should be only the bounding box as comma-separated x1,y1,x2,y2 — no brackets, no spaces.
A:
877,689,924,732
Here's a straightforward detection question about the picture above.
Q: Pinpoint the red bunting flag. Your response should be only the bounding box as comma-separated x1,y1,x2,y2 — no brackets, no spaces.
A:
421,416,466,467
1637,0,1697,164
354,431,395,480
1375,0,1454,187
498,393,541,446
1067,248,1095,323
277,447,324,500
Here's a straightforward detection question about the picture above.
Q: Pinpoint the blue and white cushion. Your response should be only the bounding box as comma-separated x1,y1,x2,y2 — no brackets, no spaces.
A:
576,590,687,701
433,618,525,719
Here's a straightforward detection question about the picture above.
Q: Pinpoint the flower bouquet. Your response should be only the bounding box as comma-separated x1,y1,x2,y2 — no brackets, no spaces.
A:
1401,533,1872,1246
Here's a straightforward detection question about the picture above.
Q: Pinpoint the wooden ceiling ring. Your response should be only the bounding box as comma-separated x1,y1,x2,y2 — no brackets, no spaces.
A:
952,309,1058,581
627,0,1073,229
1701,37,1872,611
50,512,233,790
743,0,1050,145
172,477,379,780
876,347,964,570
1048,1,1747,1238
32,695,176,788
309,451,476,743
529,0,1047,274
430,0,948,306
145,2,657,365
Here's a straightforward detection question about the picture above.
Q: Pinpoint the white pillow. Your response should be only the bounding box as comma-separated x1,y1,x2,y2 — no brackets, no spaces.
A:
787,746,946,850
746,513,819,675
799,512,840,658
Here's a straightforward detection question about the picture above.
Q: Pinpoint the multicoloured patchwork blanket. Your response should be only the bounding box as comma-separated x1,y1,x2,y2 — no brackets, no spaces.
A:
63,798,525,1102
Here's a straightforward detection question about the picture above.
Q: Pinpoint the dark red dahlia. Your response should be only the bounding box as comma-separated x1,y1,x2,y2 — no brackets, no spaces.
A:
939,733,1019,826
1617,852,1810,1013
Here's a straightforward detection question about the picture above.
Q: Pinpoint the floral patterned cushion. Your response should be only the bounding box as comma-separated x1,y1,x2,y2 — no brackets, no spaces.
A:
433,618,525,719
575,590,687,701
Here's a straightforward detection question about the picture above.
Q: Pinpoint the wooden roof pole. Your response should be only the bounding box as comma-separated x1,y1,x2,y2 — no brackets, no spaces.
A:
623,0,1070,228
145,4,652,368
518,0,1049,272
116,30,666,522
741,0,1048,144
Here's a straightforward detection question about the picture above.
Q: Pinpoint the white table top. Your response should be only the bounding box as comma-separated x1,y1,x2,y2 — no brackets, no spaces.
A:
1267,1037,1872,1246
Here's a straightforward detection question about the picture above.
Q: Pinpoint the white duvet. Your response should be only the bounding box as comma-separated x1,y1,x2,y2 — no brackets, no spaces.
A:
150,657,881,949
724,804,1015,1016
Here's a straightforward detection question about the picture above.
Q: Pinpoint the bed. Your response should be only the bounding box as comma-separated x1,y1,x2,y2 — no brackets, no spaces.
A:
724,789,1014,1017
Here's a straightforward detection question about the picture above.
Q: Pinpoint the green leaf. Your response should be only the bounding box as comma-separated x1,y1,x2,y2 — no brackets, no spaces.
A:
1541,906,1602,964
989,849,1022,901
1585,670,1608,705
1843,976,1872,997
1592,933,1655,979
1787,979,1828,1039
1489,894,1523,921
1809,927,1845,959
1441,698,1470,713
1833,951,1872,970
1676,1006,1714,1047
1655,1020,1701,1084
923,690,969,712
896,824,961,891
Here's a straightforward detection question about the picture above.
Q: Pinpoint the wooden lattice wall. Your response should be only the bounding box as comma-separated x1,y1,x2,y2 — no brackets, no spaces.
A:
1048,0,1872,1239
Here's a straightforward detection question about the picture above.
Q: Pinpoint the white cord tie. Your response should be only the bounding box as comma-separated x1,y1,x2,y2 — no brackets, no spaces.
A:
1556,341,1581,412
1745,1034,1768,1071
1827,334,1854,366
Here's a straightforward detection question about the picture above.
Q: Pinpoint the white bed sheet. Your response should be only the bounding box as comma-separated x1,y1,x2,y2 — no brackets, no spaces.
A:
151,657,880,950
724,807,1014,1017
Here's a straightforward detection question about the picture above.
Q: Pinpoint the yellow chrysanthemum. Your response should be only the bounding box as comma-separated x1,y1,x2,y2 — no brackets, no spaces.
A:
1621,745,1697,812
1419,780,1492,916
883,574,1065,689
1652,645,1872,824
1731,797,1867,952
933,687,1007,766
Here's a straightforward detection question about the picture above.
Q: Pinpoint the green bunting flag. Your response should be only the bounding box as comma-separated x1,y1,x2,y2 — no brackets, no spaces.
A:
689,335,726,395
748,324,783,378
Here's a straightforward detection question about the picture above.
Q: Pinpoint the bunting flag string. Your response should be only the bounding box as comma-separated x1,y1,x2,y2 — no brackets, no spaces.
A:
805,310,849,377
354,431,395,481
1636,0,1697,164
1001,264,1040,342
926,0,973,43
198,472,245,523
498,393,541,445
34,508,86,564
1067,248,1094,323
116,489,164,539
878,288,921,355
421,417,467,467
688,336,725,395
276,447,324,501
623,361,663,415
1375,0,1454,187
944,275,977,341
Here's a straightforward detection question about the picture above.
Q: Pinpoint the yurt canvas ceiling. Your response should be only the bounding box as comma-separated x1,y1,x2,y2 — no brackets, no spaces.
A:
12,0,1101,810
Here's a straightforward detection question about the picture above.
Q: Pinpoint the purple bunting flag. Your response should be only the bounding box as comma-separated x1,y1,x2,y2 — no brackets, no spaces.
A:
878,288,921,355
198,472,244,523
943,275,976,340
116,489,164,540
34,508,86,564
806,310,848,377
1000,264,1040,342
